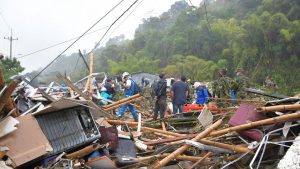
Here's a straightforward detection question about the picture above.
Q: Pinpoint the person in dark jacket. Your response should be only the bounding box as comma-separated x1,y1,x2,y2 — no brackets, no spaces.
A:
171,76,189,115
153,73,167,120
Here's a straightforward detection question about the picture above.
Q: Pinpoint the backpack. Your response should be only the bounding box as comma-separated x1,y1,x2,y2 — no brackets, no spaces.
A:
130,79,142,95
155,80,166,97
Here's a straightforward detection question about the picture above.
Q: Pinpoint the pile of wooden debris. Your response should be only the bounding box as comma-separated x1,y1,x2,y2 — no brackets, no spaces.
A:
0,70,300,169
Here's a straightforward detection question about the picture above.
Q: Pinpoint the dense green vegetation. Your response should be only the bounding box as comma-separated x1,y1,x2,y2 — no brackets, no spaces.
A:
0,57,24,81
33,0,300,95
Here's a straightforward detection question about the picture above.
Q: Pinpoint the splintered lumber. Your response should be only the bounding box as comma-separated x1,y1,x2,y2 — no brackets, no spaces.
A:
56,73,112,118
161,121,166,131
57,73,90,100
153,119,222,168
103,94,141,108
134,126,184,137
152,132,174,138
106,119,184,137
88,52,94,93
138,153,211,162
0,68,5,89
0,151,6,159
188,152,212,169
145,111,300,145
65,144,103,160
107,119,138,126
209,111,300,137
199,139,249,153
256,104,300,113
103,96,143,111
21,77,56,102
4,98,20,117
0,79,20,112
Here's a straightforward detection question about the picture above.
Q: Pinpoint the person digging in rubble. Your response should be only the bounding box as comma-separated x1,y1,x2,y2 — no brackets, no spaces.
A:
153,73,167,120
234,68,251,99
104,78,116,98
99,86,113,105
116,72,138,121
193,81,209,105
170,75,189,116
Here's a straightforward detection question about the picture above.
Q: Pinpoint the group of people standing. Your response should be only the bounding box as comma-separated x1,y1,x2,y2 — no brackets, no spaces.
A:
212,68,251,106
96,68,250,121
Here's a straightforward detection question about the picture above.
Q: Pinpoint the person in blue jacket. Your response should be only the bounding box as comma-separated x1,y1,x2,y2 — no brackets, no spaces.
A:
116,72,138,121
193,82,209,105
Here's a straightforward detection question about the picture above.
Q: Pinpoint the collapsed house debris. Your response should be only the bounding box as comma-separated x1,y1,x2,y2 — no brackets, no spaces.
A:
0,68,300,169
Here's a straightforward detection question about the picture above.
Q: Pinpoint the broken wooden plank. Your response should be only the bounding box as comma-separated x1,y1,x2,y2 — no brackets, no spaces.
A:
103,94,141,108
153,119,222,168
56,74,112,118
0,116,19,138
0,68,5,89
4,98,20,117
65,143,103,160
0,79,20,113
103,96,143,111
161,121,166,131
256,104,300,113
20,77,56,102
56,73,90,100
145,111,300,145
188,152,212,169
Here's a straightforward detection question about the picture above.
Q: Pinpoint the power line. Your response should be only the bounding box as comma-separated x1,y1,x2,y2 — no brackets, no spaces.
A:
0,12,11,30
188,0,195,7
79,0,144,70
77,0,142,74
30,0,126,82
102,0,145,44
17,25,109,59
90,0,140,53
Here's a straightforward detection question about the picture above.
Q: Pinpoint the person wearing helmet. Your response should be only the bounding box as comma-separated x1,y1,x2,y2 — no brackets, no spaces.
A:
116,72,138,121
99,86,112,105
193,82,209,105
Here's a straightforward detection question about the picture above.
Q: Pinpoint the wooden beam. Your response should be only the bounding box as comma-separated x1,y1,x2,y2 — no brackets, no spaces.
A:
0,79,20,112
56,73,112,118
154,119,222,168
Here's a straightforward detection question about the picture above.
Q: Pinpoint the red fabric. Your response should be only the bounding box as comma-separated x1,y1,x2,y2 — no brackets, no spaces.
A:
183,104,218,112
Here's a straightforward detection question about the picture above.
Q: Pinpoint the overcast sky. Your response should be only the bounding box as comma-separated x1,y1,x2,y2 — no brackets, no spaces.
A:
0,0,200,73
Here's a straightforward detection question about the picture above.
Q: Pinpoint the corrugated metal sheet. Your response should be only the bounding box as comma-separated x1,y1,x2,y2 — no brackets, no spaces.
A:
35,106,100,155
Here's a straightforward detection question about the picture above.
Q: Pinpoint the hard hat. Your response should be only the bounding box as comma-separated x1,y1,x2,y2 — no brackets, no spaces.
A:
100,86,107,92
193,82,201,88
122,72,130,79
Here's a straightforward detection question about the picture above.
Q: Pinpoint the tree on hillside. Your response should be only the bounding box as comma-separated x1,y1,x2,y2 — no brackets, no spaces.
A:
0,57,24,81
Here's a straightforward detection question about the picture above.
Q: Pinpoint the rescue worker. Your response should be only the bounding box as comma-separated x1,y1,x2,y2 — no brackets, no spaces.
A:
153,73,167,120
235,68,251,99
212,69,235,107
116,72,138,121
193,82,209,105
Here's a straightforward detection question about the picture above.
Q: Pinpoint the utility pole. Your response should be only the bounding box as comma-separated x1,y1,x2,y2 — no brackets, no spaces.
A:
4,29,18,60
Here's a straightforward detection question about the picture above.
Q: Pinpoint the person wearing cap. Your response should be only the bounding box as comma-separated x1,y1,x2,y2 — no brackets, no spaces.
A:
116,72,138,121
153,73,167,120
194,82,209,105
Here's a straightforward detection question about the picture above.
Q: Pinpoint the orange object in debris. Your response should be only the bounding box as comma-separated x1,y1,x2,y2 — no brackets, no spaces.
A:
184,104,218,112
